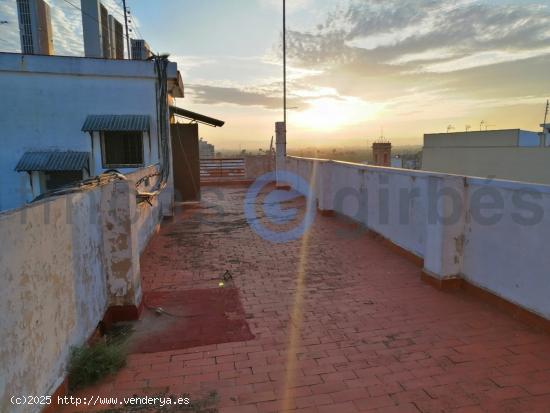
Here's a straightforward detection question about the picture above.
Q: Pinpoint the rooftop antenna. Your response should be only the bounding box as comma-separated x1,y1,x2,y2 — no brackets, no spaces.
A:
375,127,389,143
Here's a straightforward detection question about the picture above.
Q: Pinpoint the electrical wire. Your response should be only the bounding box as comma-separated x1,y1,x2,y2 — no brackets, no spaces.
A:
31,171,127,203
153,54,171,189
61,0,133,45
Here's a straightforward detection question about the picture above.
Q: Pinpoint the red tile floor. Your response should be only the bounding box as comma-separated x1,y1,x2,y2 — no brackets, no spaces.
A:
63,186,550,412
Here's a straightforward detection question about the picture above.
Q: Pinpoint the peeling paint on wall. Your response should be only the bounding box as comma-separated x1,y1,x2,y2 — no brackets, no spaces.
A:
0,169,170,412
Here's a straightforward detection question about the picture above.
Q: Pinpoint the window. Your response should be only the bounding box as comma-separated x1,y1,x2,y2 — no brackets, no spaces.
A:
102,131,144,167
44,171,83,191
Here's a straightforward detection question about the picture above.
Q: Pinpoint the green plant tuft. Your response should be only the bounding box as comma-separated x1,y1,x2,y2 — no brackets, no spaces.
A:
68,340,127,391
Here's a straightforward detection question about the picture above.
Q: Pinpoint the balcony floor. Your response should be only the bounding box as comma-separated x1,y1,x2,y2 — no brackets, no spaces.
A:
66,186,550,413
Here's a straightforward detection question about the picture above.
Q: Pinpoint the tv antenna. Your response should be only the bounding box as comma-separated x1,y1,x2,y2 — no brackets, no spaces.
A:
375,127,389,143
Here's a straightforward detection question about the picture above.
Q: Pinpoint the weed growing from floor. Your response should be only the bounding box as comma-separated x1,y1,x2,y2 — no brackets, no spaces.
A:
68,325,132,390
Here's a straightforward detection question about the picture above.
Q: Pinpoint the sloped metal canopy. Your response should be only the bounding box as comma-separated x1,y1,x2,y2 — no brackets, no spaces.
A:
169,106,225,128
15,151,90,172
82,114,150,132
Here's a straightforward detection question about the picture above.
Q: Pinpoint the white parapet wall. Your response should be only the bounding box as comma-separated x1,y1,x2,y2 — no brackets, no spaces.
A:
284,156,550,320
244,155,275,180
0,189,108,413
0,169,170,412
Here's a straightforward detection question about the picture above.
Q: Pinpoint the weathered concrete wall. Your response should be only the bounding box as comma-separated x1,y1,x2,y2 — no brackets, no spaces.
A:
244,155,275,180
461,179,550,319
285,156,550,320
0,170,170,412
0,189,107,413
285,157,429,258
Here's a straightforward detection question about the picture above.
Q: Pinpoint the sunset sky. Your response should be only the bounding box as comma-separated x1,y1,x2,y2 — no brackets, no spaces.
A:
1,0,549,150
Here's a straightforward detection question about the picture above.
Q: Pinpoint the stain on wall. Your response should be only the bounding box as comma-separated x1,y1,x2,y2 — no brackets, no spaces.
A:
0,171,169,412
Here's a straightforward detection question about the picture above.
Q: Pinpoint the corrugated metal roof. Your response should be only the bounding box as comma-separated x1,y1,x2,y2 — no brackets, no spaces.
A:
169,106,225,128
81,114,150,132
15,151,90,172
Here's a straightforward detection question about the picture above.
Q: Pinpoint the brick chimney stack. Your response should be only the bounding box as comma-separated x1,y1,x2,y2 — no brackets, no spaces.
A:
372,142,392,167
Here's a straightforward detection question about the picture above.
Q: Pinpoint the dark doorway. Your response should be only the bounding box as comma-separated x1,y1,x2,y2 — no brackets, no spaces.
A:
170,123,200,202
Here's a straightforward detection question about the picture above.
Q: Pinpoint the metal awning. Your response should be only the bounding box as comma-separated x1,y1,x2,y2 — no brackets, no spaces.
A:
169,106,225,128
82,115,150,132
15,151,90,172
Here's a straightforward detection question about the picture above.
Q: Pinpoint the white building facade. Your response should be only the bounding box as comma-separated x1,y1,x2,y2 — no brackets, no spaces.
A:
422,129,550,185
0,52,183,211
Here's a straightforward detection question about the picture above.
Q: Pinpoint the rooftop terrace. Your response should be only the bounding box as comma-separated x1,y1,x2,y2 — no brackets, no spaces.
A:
64,185,550,413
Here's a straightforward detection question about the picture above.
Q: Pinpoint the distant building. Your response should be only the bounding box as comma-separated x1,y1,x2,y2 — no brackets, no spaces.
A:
199,138,215,158
81,0,124,59
422,128,550,185
108,15,124,59
391,154,421,170
372,141,391,166
16,0,54,55
131,39,153,60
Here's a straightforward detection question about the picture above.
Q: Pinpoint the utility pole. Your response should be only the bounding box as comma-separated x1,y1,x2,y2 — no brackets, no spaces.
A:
283,0,287,136
543,100,549,130
122,0,131,59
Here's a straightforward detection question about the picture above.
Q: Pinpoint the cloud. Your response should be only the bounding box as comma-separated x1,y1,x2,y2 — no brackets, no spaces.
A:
286,0,550,73
0,1,20,52
419,46,550,73
187,84,297,110
273,0,550,127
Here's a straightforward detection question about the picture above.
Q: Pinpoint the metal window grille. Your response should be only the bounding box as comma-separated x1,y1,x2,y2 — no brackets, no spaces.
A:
17,0,34,54
102,132,144,167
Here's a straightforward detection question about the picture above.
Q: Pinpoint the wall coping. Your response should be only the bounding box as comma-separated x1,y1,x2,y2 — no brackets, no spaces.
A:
0,52,178,80
286,156,550,194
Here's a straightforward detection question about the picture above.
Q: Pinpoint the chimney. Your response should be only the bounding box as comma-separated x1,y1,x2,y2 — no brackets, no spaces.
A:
16,0,54,55
81,0,103,57
372,142,392,167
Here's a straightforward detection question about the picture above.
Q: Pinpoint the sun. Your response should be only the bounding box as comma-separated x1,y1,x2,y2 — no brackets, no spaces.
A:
291,96,382,132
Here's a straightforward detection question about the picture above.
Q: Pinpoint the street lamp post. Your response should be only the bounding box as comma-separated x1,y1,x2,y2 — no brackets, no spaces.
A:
283,0,287,133
276,0,288,188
